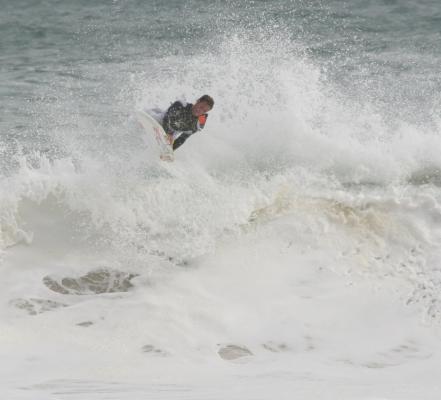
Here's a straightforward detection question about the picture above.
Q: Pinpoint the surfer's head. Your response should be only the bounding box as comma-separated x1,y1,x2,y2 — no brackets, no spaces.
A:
192,95,214,116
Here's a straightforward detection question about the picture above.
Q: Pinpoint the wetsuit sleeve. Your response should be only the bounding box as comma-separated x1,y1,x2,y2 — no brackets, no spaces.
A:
162,101,185,135
172,133,191,150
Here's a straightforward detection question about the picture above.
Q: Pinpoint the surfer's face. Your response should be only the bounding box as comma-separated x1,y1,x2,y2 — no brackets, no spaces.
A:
192,101,212,117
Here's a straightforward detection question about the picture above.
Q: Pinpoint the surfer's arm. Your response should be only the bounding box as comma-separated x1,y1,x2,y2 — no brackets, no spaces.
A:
172,114,208,151
172,133,191,151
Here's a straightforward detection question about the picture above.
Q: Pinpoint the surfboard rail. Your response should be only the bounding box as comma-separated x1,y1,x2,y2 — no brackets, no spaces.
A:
137,110,174,162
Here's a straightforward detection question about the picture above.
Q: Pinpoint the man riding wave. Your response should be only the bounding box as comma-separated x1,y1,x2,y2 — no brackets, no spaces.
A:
160,95,214,151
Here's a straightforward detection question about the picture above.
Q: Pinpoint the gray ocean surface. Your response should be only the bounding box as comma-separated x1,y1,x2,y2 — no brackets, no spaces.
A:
2,0,441,137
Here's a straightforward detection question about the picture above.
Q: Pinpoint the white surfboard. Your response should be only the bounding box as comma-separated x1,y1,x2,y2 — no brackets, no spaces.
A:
137,110,174,162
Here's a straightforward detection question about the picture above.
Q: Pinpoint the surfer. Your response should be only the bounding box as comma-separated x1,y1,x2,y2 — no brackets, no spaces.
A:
162,95,214,150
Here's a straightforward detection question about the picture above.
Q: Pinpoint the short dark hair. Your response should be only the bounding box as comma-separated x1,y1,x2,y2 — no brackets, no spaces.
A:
197,95,214,109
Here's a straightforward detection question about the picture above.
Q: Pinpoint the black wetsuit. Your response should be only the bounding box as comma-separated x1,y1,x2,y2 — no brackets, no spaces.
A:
162,101,208,150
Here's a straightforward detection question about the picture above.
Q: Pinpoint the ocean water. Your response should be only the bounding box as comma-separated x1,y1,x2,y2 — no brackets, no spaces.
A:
1,0,441,398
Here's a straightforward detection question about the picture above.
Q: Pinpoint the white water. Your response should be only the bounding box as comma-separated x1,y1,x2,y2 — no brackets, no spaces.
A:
2,31,441,399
